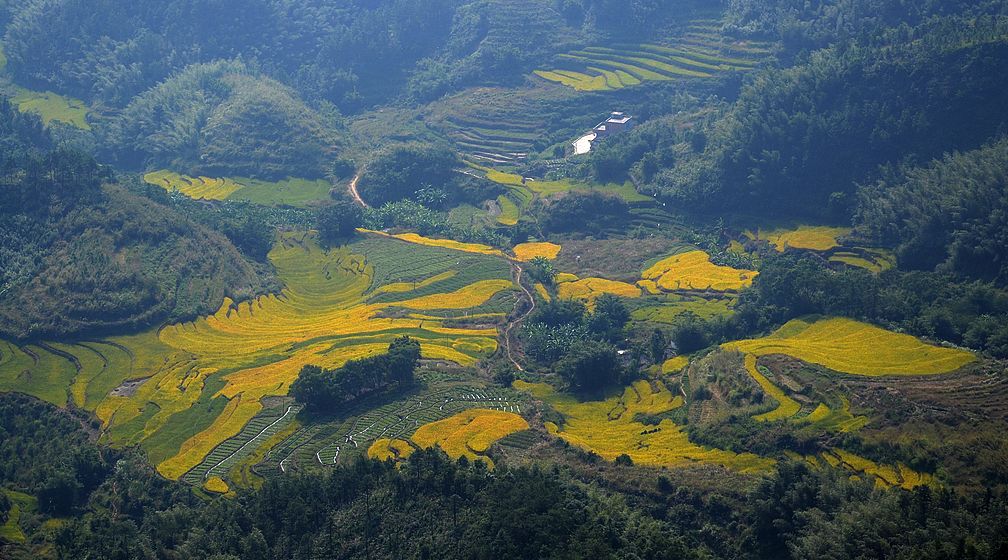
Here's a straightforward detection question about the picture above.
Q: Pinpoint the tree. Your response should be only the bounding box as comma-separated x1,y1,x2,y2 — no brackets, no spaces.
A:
587,294,629,343
556,340,622,392
317,198,363,244
650,328,667,365
670,312,710,354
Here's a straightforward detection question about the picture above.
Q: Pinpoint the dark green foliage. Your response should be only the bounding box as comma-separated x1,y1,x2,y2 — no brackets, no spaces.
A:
530,299,587,327
0,394,116,516
616,16,1008,220
525,256,557,286
587,293,629,343
0,490,9,524
356,144,499,208
3,0,457,111
0,107,271,340
290,337,421,413
316,199,363,245
538,191,630,235
101,60,340,179
556,339,622,392
650,328,667,364
857,138,1008,284
363,200,507,248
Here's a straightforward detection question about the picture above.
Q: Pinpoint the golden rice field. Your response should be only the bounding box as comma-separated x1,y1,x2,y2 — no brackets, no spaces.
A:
641,250,757,292
555,272,579,283
803,397,868,432
760,226,852,252
203,476,230,494
410,408,529,467
145,170,244,200
368,438,415,462
516,380,773,473
557,277,642,308
534,283,551,302
661,356,689,374
724,317,975,376
359,229,505,257
144,170,331,206
512,242,562,261
0,232,512,481
11,87,91,130
742,355,801,421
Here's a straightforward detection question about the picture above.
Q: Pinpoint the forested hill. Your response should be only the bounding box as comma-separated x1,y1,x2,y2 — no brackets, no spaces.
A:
0,99,275,340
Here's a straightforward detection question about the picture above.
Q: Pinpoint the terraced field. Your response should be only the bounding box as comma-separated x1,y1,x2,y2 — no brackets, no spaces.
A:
411,408,528,467
518,379,773,472
144,170,332,206
257,385,525,476
535,19,773,92
0,231,516,483
512,242,562,261
742,225,896,273
640,250,757,292
11,87,91,130
724,317,975,376
557,276,642,308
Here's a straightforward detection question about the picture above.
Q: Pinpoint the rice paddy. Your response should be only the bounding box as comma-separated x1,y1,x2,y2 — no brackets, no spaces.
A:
517,379,773,473
557,277,642,308
512,242,562,261
358,229,506,257
743,355,801,421
367,438,415,462
724,317,975,376
534,20,772,92
759,226,852,252
144,170,332,206
10,87,91,130
411,408,529,467
640,250,757,292
0,232,515,481
661,356,689,374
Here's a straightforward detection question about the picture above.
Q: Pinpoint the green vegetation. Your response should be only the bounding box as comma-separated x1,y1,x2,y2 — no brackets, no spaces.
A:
535,19,772,92
103,60,340,179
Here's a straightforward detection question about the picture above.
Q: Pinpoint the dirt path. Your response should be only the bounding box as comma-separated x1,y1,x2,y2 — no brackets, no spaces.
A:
503,263,536,372
348,173,367,207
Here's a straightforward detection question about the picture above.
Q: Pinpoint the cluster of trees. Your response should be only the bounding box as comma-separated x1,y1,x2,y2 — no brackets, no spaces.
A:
290,337,421,413
355,144,500,209
596,9,1008,222
856,137,1008,285
521,295,630,392
100,60,341,179
535,191,630,236
0,98,273,340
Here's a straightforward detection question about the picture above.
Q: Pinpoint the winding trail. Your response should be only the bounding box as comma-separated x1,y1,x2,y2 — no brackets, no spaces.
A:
502,263,536,372
348,173,367,208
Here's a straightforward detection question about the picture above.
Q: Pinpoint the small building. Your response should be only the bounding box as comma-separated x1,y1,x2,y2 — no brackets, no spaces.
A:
572,112,634,155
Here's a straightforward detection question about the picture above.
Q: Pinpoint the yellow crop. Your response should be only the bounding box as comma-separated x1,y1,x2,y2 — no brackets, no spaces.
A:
411,409,528,468
555,273,579,283
368,438,415,462
661,356,688,374
371,271,456,295
395,279,512,310
642,250,757,292
761,226,851,252
742,354,801,421
76,232,513,480
724,317,975,376
534,283,551,302
517,380,773,473
204,476,230,494
358,229,505,257
829,449,932,490
144,170,243,200
513,242,562,261
557,277,641,308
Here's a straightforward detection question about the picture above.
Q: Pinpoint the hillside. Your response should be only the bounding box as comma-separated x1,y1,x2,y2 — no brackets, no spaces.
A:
3,1,1008,559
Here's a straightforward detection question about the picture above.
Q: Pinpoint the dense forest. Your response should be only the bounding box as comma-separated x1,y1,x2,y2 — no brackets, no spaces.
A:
0,100,274,339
